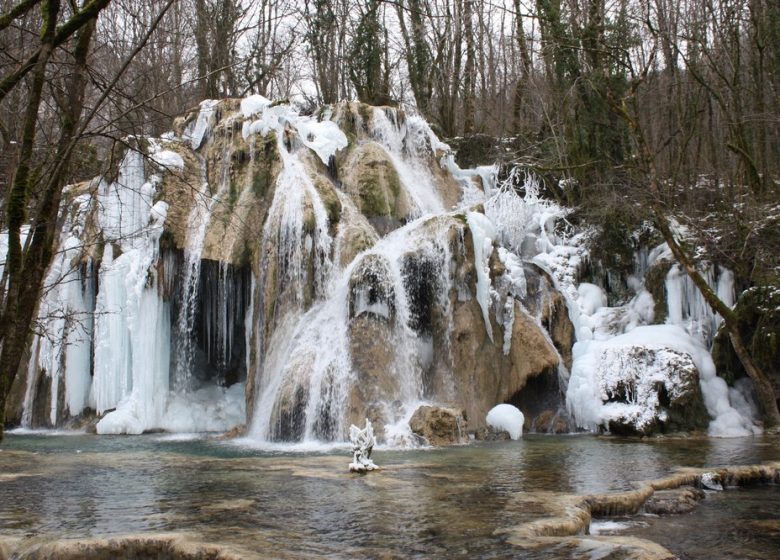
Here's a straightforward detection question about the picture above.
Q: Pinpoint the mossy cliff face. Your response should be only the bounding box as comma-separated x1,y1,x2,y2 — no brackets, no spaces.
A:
712,286,780,407
6,99,577,440
342,142,410,234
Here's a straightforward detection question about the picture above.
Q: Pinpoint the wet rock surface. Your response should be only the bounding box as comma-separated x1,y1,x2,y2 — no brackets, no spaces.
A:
643,487,706,515
408,405,468,446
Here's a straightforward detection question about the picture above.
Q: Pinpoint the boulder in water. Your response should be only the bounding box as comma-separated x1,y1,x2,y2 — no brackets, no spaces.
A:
409,405,468,446
643,487,705,515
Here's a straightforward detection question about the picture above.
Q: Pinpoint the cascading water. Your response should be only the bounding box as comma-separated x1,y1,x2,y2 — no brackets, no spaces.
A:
11,96,762,442
249,214,457,443
173,159,214,391
173,105,232,392
369,108,446,216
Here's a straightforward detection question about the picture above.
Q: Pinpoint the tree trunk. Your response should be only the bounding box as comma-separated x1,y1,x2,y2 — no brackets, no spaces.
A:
462,0,475,134
512,0,532,133
0,7,95,442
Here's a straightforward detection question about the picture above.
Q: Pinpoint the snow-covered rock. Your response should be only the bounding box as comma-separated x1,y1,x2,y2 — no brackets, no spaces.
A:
567,325,758,436
486,404,524,440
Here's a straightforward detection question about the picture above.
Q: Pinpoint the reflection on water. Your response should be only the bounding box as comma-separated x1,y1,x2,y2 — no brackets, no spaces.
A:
1,433,778,558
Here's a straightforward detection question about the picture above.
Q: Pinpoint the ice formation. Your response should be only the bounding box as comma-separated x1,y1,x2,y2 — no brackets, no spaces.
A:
486,404,525,439
561,247,755,436
15,95,759,443
467,211,497,341
348,419,379,472
476,171,757,437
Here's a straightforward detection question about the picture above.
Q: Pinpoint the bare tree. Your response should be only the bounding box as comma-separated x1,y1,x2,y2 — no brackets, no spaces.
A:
0,0,176,441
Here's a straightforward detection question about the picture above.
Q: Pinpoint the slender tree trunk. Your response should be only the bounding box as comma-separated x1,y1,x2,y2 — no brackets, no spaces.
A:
462,0,475,133
512,0,532,133
0,8,96,442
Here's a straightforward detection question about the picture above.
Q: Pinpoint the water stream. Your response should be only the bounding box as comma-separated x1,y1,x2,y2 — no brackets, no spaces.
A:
1,433,778,558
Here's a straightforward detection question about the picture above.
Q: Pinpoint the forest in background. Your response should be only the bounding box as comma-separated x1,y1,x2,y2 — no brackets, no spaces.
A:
0,0,779,435
2,0,778,282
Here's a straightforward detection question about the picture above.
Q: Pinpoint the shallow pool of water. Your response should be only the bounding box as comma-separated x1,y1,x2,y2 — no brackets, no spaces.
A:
601,485,780,559
1,432,778,558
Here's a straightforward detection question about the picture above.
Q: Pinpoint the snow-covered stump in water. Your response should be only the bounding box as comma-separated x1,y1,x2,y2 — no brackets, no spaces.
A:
348,419,379,473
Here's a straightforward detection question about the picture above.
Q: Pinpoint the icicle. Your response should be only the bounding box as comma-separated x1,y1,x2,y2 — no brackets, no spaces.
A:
466,211,496,342
664,263,727,347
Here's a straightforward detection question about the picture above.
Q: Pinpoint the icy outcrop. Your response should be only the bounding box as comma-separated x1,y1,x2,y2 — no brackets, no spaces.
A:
565,280,757,436
467,211,497,341
12,96,756,443
348,419,378,472
486,404,525,440
566,329,706,434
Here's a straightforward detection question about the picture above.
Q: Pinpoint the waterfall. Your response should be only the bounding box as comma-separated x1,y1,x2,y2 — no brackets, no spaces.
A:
249,215,457,443
246,104,462,443
369,108,445,216
15,97,756,443
172,142,232,391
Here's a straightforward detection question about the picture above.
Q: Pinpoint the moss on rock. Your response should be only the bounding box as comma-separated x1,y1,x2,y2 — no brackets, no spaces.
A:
341,142,410,234
712,286,780,401
645,259,674,324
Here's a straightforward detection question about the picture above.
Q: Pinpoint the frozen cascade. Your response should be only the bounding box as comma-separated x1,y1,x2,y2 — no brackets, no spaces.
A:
665,262,734,347
93,149,172,434
369,108,445,216
173,142,229,391
250,215,456,443
21,196,94,426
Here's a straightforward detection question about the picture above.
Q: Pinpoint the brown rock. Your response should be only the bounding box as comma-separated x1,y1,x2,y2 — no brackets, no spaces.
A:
474,426,511,441
409,405,468,446
534,409,571,434
2,533,245,560
643,487,705,515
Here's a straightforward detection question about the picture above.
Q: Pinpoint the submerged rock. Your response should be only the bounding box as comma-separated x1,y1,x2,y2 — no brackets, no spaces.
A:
474,426,512,441
409,405,468,446
1,533,245,560
643,487,705,515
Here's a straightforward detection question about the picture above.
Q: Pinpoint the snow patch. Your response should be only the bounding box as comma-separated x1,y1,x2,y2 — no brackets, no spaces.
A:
486,404,524,439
